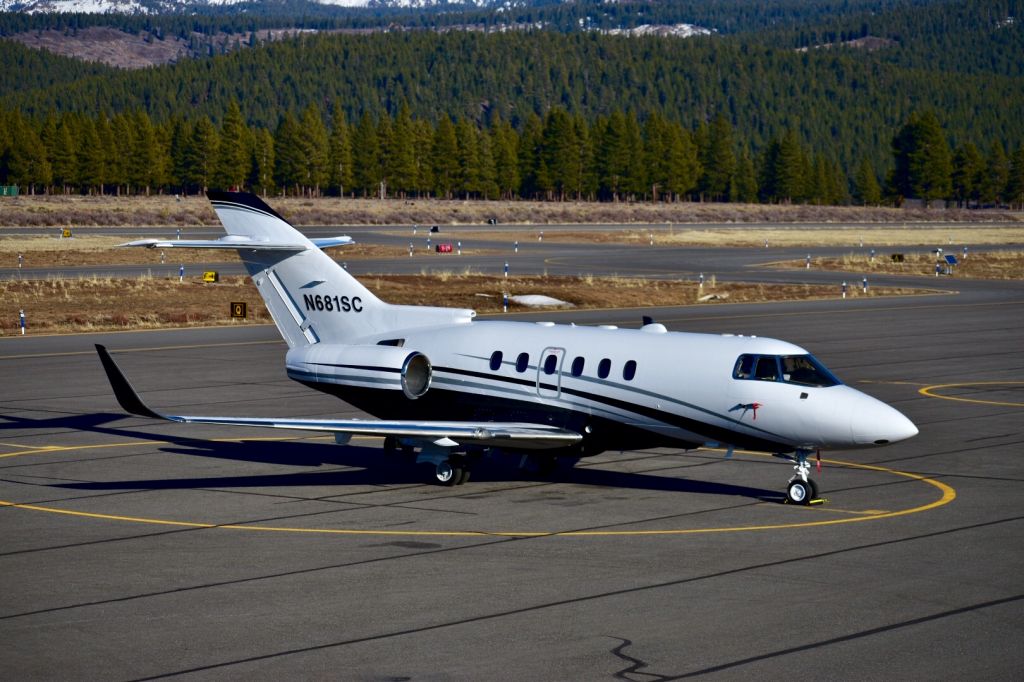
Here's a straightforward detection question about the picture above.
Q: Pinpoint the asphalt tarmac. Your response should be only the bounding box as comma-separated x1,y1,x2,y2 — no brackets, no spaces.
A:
1,238,1022,680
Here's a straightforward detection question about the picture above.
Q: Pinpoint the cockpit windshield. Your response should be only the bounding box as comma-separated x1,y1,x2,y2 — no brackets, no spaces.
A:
732,354,841,387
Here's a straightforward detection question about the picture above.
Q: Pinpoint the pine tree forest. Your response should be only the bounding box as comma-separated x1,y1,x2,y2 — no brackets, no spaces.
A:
0,0,1022,207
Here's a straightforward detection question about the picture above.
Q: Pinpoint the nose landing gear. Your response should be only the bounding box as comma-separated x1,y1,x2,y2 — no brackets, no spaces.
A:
784,449,819,505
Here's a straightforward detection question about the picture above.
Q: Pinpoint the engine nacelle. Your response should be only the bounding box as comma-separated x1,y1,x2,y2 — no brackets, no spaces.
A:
285,344,432,399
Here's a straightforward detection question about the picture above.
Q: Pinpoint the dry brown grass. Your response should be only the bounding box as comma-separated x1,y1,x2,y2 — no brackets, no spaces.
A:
456,226,1024,247
768,250,1024,279
2,194,1021,228
0,236,461,267
0,272,923,336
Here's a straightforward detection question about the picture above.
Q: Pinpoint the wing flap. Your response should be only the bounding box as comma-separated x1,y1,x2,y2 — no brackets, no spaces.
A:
95,345,581,450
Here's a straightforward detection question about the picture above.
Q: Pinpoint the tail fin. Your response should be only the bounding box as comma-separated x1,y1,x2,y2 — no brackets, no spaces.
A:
207,192,473,347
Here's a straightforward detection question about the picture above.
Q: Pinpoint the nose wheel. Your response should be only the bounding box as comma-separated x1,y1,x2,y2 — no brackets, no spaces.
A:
785,449,819,505
787,477,818,504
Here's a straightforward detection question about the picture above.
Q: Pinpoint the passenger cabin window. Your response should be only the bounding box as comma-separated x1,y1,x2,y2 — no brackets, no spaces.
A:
516,352,530,373
489,350,503,371
597,358,612,379
543,353,558,375
570,356,585,377
732,354,840,387
623,360,637,381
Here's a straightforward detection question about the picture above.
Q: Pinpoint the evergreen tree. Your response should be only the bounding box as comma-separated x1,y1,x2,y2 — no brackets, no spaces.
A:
167,117,191,192
129,110,161,195
775,131,806,203
574,113,597,200
909,111,952,205
412,118,434,197
476,126,499,200
109,113,135,195
643,112,670,202
75,115,104,194
389,105,417,197
299,104,329,196
853,157,882,205
249,127,275,196
431,116,458,199
351,112,381,198
187,116,219,194
214,99,250,191
622,112,646,199
732,149,758,203
666,123,700,201
541,107,579,201
95,113,116,195
597,111,635,201
891,111,953,205
517,113,543,200
951,142,984,208
980,142,1009,205
490,114,519,200
327,102,352,197
376,114,394,198
455,118,482,199
701,115,736,202
6,113,51,193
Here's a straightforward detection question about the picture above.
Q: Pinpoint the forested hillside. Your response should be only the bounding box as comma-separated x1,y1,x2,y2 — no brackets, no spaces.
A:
0,0,1022,206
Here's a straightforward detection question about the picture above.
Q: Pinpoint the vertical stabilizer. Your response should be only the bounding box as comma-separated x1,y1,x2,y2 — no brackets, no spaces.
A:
207,192,473,347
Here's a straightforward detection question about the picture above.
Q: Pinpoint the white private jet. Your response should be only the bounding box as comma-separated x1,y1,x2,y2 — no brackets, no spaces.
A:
96,191,918,504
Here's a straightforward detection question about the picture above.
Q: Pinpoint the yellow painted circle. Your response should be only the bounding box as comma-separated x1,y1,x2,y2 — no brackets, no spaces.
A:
0,438,955,537
919,381,1024,408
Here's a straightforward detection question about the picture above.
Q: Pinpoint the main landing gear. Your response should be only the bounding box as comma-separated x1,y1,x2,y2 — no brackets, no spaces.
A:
384,436,474,487
433,456,471,486
784,449,819,505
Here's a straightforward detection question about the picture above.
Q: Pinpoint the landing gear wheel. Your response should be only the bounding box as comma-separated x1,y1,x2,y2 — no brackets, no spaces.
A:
434,460,463,486
457,467,471,485
787,478,815,505
383,436,398,454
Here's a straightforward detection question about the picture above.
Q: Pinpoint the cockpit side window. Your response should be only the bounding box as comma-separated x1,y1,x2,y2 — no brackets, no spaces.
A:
780,354,841,387
733,355,756,380
753,356,780,381
733,353,840,387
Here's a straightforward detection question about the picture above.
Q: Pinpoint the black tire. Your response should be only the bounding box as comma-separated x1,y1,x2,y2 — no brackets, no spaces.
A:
457,467,471,485
787,479,813,505
807,478,819,500
434,461,463,486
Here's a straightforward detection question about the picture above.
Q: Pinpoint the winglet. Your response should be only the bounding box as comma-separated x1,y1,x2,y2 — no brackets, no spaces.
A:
94,345,165,420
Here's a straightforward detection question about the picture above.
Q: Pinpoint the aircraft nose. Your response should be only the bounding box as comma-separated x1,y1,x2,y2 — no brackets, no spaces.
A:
851,396,918,445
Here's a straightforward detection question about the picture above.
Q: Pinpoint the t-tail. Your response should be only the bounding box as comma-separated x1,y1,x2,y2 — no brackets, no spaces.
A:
124,191,474,347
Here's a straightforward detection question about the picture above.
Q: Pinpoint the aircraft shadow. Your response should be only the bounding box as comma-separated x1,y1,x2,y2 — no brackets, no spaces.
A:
49,436,782,502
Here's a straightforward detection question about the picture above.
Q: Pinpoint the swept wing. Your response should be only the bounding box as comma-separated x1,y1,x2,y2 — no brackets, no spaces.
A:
95,345,581,450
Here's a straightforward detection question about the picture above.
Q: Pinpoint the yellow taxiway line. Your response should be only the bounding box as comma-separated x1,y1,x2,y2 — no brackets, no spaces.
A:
919,381,1024,408
0,439,955,538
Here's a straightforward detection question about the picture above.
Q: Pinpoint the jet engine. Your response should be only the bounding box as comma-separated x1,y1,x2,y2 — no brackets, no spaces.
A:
285,344,432,399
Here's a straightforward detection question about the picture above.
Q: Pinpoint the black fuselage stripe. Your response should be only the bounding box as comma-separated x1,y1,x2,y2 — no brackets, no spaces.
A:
435,365,790,450
294,363,791,451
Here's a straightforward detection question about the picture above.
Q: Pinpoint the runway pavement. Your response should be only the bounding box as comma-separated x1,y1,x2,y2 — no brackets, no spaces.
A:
1,239,1022,680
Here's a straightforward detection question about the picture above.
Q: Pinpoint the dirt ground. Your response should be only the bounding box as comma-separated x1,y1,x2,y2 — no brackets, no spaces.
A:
0,273,922,337
766,250,1024,279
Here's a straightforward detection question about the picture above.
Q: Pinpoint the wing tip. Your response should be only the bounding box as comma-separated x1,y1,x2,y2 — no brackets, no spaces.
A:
94,345,165,420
